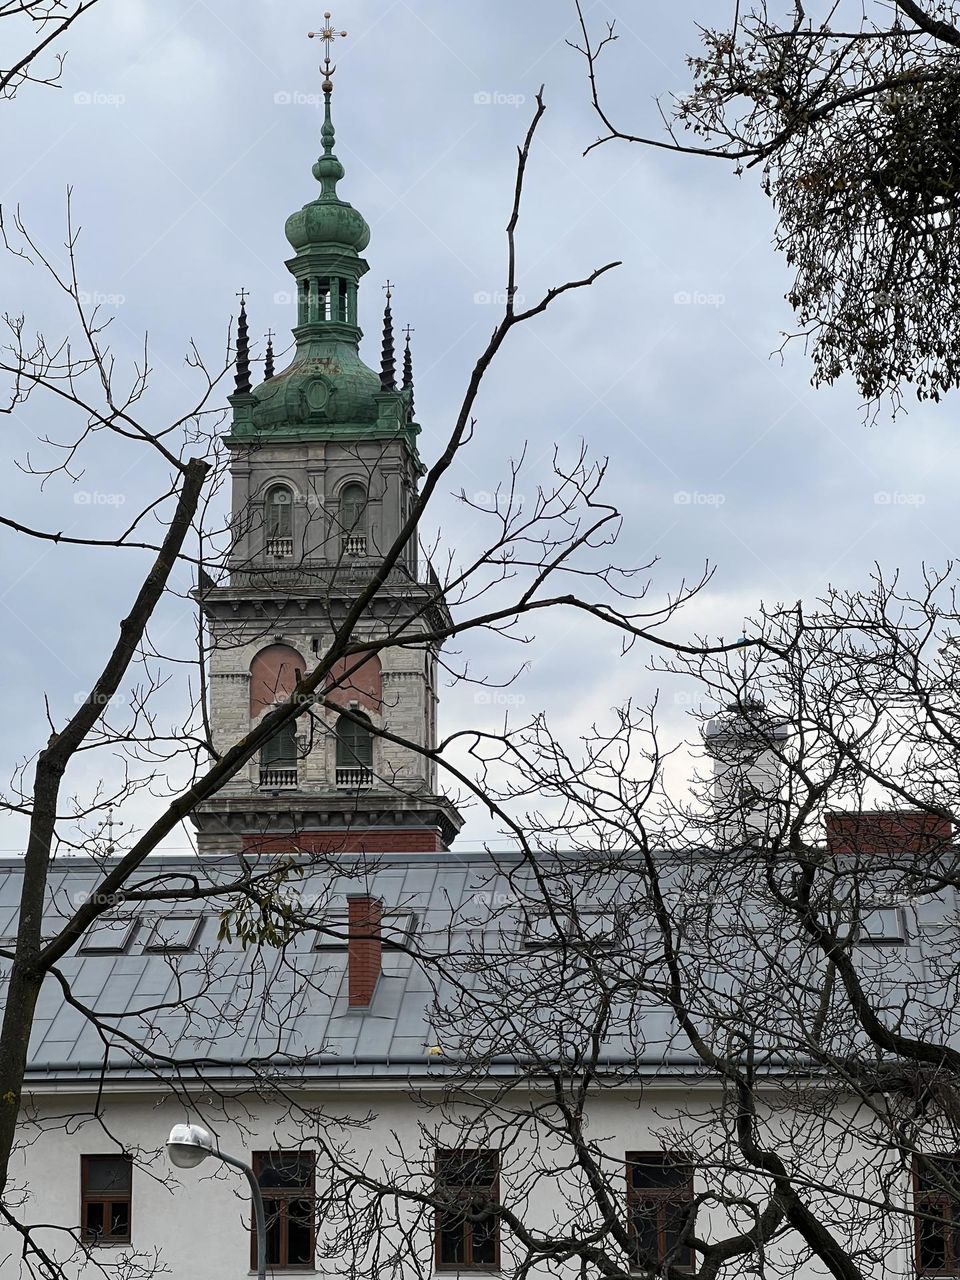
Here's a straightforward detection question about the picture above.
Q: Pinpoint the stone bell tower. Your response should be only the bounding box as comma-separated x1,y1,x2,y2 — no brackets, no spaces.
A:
192,34,463,855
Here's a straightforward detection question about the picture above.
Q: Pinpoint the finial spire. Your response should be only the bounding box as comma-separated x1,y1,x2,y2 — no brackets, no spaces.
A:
403,324,415,420
380,281,396,392
235,290,252,396
307,14,349,199
264,328,275,382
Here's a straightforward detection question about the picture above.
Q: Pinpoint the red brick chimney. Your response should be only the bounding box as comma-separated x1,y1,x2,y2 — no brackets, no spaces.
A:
347,896,382,1007
826,810,952,858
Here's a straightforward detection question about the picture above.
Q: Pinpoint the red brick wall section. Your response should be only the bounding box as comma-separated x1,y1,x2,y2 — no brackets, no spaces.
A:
826,811,952,858
325,652,383,714
348,896,382,1007
240,829,446,855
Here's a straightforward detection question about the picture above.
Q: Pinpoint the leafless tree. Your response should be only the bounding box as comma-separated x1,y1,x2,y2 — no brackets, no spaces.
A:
1,0,103,99
0,88,738,1277
179,567,960,1280
571,0,960,412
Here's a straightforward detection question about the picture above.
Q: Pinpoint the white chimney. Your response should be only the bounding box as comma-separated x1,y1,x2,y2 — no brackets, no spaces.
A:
703,698,789,847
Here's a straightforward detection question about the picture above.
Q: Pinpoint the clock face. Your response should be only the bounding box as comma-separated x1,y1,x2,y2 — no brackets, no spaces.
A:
304,378,330,413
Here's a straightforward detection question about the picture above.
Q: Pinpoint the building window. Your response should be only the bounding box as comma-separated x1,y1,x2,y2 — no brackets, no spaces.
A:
142,915,204,953
81,1154,132,1245
339,482,367,556
78,917,138,955
916,1155,960,1274
856,905,908,945
335,711,373,787
625,1153,694,1272
267,485,294,539
434,1149,500,1271
252,1151,316,1272
260,719,298,788
266,484,294,557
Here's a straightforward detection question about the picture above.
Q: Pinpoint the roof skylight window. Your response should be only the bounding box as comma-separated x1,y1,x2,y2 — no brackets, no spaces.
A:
142,915,204,953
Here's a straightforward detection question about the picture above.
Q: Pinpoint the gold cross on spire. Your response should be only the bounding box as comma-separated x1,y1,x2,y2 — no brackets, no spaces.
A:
308,10,348,82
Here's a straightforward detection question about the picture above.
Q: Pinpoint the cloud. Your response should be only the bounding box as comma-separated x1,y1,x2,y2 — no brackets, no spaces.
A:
3,0,959,853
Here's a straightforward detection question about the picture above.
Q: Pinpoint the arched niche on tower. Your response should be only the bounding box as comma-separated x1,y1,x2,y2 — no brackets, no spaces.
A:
335,710,374,772
265,482,294,539
334,478,369,557
249,643,307,718
248,475,303,562
324,652,382,715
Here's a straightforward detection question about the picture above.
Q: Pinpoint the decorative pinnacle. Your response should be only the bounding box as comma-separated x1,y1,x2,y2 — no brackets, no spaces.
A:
264,328,275,382
308,14,347,195
308,11,348,89
235,290,252,396
380,282,396,392
402,324,415,420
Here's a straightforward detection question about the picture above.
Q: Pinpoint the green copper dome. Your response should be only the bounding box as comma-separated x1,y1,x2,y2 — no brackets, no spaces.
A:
285,198,370,253
249,347,381,431
229,79,419,461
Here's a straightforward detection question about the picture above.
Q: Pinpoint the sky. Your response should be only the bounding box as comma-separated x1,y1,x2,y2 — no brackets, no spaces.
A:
3,0,959,854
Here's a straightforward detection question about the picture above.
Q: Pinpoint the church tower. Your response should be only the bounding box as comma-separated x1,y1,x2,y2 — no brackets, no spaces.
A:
193,25,463,855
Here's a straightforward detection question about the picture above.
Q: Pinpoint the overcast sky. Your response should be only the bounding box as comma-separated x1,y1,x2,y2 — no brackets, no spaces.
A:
3,0,958,854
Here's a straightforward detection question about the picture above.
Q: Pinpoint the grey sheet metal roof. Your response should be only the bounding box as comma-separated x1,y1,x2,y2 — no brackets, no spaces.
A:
2,849,956,1085
0,850,695,1083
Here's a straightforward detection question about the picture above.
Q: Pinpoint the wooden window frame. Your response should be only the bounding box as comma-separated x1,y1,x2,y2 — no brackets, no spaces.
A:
916,1155,960,1275
251,1150,316,1273
434,1148,501,1273
625,1151,695,1274
80,1153,133,1246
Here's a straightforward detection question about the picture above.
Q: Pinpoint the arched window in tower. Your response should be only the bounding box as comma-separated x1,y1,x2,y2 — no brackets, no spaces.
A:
260,719,298,789
265,485,294,559
336,711,373,789
339,483,367,558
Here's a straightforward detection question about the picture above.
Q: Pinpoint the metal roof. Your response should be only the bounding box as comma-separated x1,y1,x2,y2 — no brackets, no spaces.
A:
1,849,955,1086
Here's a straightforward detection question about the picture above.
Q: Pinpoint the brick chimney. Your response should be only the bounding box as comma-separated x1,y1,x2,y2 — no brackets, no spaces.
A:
826,810,952,859
347,895,383,1007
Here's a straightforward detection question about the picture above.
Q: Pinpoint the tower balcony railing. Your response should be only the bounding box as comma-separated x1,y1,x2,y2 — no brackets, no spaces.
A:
336,766,373,789
265,537,294,559
341,534,367,558
259,766,298,789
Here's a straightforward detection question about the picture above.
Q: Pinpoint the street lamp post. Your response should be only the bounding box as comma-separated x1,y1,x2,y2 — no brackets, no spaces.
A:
166,1123,267,1280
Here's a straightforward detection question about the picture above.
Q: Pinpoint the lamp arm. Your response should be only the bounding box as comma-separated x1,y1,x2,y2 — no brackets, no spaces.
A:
217,1150,267,1280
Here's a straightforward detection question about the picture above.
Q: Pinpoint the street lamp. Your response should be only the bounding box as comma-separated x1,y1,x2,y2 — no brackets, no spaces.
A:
166,1123,266,1280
